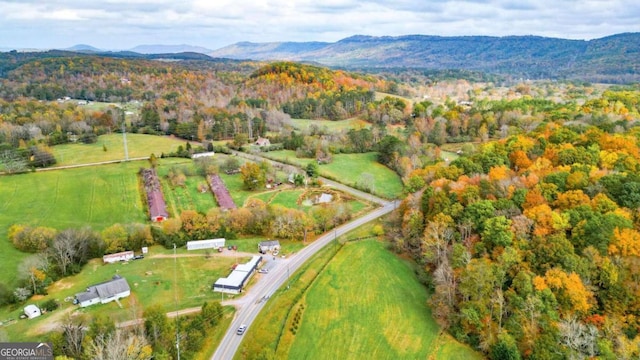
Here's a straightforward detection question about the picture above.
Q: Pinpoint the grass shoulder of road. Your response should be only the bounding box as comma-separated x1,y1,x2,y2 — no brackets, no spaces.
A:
51,133,190,166
237,222,482,360
0,247,248,342
236,228,343,359
259,150,403,199
195,305,237,360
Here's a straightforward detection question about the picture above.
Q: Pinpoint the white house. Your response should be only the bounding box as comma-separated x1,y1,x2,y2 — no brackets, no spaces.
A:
187,238,225,251
103,251,135,264
24,304,41,319
75,275,131,308
258,240,280,253
255,137,270,147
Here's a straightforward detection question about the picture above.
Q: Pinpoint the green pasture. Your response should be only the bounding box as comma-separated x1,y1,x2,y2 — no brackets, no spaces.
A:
290,118,370,133
0,161,147,284
51,133,189,166
260,151,404,199
287,240,481,359
0,252,246,342
239,225,481,359
375,91,413,102
440,150,460,162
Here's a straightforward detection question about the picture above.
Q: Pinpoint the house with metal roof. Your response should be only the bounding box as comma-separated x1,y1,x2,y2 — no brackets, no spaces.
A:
74,275,131,308
258,240,280,254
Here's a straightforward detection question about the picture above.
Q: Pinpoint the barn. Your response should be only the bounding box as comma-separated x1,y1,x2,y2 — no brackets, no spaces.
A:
75,275,131,308
187,238,226,251
213,256,262,294
141,168,169,222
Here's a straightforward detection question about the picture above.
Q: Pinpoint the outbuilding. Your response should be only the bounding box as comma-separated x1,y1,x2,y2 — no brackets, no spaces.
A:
24,304,41,319
187,238,226,251
103,250,135,264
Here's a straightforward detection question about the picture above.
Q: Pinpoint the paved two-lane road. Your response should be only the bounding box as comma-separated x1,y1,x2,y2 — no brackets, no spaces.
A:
212,200,398,360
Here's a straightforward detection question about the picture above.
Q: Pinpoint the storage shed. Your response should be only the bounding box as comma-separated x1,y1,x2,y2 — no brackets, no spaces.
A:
24,304,41,319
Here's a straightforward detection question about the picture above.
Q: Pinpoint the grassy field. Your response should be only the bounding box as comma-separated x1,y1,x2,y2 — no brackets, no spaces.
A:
0,250,247,342
239,225,481,359
260,151,404,199
290,118,370,133
51,133,189,166
0,161,148,285
440,150,460,162
287,240,481,359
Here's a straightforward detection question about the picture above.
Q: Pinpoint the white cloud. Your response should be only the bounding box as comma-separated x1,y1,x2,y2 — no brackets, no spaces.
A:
0,0,638,49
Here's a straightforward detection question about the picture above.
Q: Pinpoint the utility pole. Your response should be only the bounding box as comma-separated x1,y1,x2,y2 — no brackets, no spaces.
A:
121,110,129,161
173,243,180,360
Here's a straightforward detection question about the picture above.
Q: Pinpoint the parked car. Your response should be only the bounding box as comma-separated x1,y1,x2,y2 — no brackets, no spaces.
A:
236,324,247,335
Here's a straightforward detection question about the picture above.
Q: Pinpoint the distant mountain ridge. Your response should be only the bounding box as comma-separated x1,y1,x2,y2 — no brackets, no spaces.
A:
129,44,213,54
210,33,640,82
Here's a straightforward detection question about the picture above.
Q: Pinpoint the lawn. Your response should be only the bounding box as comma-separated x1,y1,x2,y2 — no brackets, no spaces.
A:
51,133,189,166
260,151,404,199
285,240,482,359
440,150,460,162
0,161,147,285
290,118,370,133
0,251,247,342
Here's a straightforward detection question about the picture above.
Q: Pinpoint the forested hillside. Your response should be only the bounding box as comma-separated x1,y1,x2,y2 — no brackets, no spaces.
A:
211,33,640,83
385,90,640,358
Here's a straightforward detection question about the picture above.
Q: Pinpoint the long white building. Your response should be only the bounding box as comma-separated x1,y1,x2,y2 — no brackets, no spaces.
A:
187,238,226,251
213,256,262,294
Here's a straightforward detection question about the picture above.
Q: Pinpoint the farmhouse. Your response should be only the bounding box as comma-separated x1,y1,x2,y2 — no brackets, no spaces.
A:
213,255,262,294
23,304,41,319
258,240,280,253
103,250,135,264
255,137,270,146
187,238,226,251
74,275,131,308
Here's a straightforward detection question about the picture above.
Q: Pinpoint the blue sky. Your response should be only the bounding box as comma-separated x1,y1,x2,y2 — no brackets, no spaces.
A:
1,0,639,50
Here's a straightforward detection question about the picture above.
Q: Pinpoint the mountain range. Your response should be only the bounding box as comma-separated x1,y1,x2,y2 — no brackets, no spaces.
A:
208,33,640,82
4,33,640,83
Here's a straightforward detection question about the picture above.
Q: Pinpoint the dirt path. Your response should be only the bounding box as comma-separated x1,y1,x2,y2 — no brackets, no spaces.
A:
27,306,76,336
148,251,256,259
